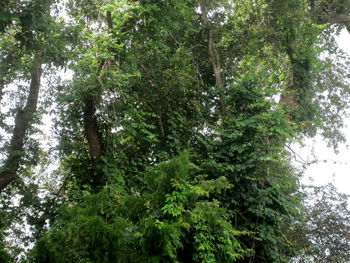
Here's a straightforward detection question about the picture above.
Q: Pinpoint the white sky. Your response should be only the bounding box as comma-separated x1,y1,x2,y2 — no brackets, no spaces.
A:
300,29,350,195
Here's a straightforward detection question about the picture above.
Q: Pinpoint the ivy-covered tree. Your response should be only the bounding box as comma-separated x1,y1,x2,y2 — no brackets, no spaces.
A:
0,0,350,262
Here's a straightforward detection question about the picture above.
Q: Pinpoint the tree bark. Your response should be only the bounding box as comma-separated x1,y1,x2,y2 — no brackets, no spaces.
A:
199,0,226,115
83,95,103,166
279,40,303,112
0,55,42,191
81,11,115,169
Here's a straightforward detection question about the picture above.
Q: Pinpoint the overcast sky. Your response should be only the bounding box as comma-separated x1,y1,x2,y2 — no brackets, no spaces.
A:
300,29,350,195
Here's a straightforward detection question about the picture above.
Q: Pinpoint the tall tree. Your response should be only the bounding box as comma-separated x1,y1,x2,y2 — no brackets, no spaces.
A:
1,0,350,262
0,0,62,191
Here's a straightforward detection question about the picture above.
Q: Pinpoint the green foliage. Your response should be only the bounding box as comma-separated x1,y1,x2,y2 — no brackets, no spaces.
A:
0,214,13,263
194,105,299,262
290,184,350,263
1,0,350,262
31,153,251,262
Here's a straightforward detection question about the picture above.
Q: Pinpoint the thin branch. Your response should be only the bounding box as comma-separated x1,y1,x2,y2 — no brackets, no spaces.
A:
285,144,309,165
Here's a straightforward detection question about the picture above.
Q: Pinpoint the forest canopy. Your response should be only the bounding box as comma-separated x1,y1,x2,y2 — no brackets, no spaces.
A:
1,0,350,262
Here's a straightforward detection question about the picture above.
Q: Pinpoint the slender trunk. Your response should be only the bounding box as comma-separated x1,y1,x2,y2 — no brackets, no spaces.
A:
81,11,115,172
83,96,103,166
199,0,226,115
0,55,42,191
81,10,138,187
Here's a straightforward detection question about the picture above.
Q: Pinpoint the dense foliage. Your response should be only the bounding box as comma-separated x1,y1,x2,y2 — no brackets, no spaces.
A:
1,0,350,262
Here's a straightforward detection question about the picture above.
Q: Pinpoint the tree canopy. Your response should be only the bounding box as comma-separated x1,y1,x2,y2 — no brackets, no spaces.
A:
1,0,350,262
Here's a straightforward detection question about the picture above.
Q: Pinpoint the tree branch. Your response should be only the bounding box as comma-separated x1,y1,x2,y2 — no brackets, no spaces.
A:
317,13,350,25
310,0,350,32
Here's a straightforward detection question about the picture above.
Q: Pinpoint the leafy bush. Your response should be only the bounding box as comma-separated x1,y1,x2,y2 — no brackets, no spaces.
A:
31,152,251,262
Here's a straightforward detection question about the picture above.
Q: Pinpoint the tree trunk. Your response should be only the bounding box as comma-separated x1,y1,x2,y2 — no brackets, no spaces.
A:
279,1,350,115
0,55,42,191
83,96,103,166
199,0,226,115
81,12,115,168
279,42,303,113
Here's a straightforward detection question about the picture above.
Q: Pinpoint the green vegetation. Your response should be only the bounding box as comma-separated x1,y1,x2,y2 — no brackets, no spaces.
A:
1,0,350,262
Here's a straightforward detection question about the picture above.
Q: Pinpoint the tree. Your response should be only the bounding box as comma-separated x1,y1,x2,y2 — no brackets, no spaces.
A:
0,0,68,190
290,184,350,263
0,0,350,262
